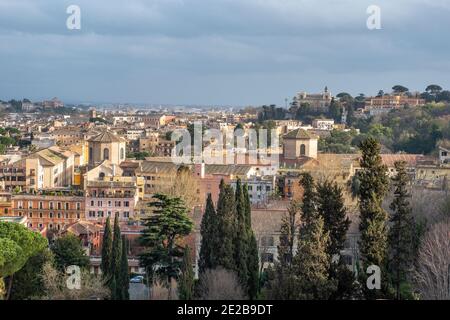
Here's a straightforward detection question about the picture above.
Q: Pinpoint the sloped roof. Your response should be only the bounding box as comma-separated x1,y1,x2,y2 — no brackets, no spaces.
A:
205,164,252,176
283,128,318,140
88,130,125,143
65,220,102,236
138,161,180,174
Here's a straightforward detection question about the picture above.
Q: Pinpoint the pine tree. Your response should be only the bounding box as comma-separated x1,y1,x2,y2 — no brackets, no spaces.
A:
316,180,350,257
117,236,130,300
100,217,113,279
198,194,217,273
388,161,414,300
233,179,249,288
214,180,236,270
178,246,195,300
139,194,193,300
357,137,389,299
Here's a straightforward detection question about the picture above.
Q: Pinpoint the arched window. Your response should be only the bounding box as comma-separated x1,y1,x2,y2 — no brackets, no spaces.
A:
120,147,125,160
99,172,105,180
300,144,306,156
103,148,109,160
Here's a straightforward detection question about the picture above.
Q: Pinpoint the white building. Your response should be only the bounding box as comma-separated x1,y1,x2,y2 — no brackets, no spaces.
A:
312,119,335,131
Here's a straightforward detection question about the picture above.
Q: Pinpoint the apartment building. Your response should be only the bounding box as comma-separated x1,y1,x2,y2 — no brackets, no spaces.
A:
11,192,85,231
85,178,142,223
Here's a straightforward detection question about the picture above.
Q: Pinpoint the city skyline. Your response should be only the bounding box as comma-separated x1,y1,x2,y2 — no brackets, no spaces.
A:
1,0,450,106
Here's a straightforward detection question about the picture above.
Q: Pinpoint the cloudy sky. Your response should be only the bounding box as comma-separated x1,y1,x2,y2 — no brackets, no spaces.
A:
0,0,449,106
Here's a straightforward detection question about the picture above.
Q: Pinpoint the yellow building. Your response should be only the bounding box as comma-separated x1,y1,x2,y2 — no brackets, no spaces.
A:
87,130,127,167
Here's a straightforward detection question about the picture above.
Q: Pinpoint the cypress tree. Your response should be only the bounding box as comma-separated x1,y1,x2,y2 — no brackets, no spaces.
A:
243,184,252,229
357,137,389,299
178,246,195,300
117,235,130,300
214,180,236,270
293,215,336,299
388,161,414,300
316,180,350,257
243,183,259,300
198,194,216,273
247,231,259,300
233,179,249,288
110,214,122,299
101,217,113,279
300,173,318,227
293,173,337,299
265,200,301,299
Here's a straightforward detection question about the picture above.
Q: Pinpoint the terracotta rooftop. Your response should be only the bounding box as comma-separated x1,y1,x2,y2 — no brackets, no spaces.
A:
88,130,125,143
283,128,319,140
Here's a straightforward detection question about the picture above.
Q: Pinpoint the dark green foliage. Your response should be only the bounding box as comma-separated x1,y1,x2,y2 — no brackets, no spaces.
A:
0,221,48,278
110,214,122,278
244,185,259,299
198,180,259,300
243,185,252,229
101,217,113,278
246,232,259,300
127,151,151,160
116,236,130,300
292,216,337,299
198,194,217,273
178,246,195,300
316,180,351,257
328,98,342,122
139,193,193,293
299,173,317,226
233,179,249,288
329,260,358,300
9,249,54,300
214,181,236,270
264,200,300,299
318,129,358,154
265,175,338,300
258,105,287,122
357,137,389,299
392,85,409,94
51,234,89,271
387,161,415,300
278,200,300,267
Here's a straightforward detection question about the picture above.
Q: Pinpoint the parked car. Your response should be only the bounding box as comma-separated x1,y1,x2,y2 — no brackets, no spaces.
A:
130,275,144,283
